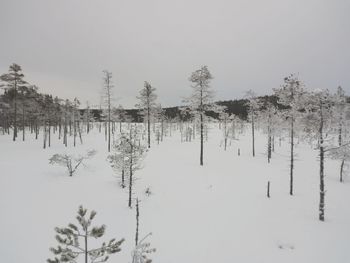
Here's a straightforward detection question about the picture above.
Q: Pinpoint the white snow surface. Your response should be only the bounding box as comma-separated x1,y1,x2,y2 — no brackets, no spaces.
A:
1,125,350,263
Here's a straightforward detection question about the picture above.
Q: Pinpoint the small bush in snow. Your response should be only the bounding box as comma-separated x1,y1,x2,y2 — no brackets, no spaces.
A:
49,150,96,176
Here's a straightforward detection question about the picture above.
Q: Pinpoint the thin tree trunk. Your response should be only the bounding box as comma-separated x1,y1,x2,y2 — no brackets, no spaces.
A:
13,79,17,141
22,107,25,141
135,198,139,246
340,159,345,183
147,106,151,148
129,134,133,208
200,112,204,166
319,107,325,221
290,117,294,196
252,112,255,157
84,229,88,263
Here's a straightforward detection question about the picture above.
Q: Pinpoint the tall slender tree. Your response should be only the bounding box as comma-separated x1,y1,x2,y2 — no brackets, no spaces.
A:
185,66,215,166
274,74,306,195
245,90,262,157
136,81,157,148
102,70,114,152
304,89,333,221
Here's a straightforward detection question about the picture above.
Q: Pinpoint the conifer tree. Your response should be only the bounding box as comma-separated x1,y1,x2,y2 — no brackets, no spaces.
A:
47,206,124,263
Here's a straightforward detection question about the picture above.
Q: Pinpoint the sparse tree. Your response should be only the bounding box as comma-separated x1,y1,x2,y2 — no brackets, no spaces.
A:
185,66,215,166
304,89,333,221
136,81,157,149
274,74,306,195
109,126,146,208
102,70,114,152
245,90,262,157
328,144,350,182
49,150,96,176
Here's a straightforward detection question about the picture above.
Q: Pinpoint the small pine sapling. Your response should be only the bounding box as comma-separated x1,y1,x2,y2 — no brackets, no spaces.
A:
131,233,156,263
47,206,124,263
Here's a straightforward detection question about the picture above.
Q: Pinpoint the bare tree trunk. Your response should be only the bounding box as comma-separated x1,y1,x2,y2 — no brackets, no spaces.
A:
135,198,139,246
84,229,88,263
340,159,345,183
319,108,325,221
290,117,294,196
43,119,47,149
48,120,51,147
129,135,133,208
22,107,25,141
252,112,255,157
147,106,151,148
13,79,17,141
200,112,204,166
121,169,125,188
268,134,272,163
108,106,111,152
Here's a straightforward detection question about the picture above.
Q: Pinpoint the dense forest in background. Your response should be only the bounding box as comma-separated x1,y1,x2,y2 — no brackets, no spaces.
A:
83,96,279,122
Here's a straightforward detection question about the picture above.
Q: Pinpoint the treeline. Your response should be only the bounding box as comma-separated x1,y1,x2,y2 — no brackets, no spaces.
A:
82,97,272,122
0,64,92,145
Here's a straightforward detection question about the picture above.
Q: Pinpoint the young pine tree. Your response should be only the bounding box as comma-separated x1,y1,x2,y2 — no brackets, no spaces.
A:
108,125,146,208
47,206,124,263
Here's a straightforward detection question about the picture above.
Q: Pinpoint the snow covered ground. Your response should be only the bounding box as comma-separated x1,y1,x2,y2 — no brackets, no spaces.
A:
1,124,350,263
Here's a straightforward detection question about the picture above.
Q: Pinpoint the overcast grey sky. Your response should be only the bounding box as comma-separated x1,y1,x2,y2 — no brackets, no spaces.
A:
0,0,349,108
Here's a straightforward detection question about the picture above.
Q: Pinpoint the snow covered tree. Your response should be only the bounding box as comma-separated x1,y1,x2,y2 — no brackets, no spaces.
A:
49,150,96,176
245,90,262,157
136,81,157,149
108,136,129,188
114,105,126,133
218,110,231,151
155,104,166,143
334,86,347,146
328,144,350,182
332,86,349,180
131,233,156,263
184,66,215,166
304,89,333,221
47,205,124,263
274,74,306,195
108,125,146,208
102,70,114,152
259,101,279,163
0,63,28,141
